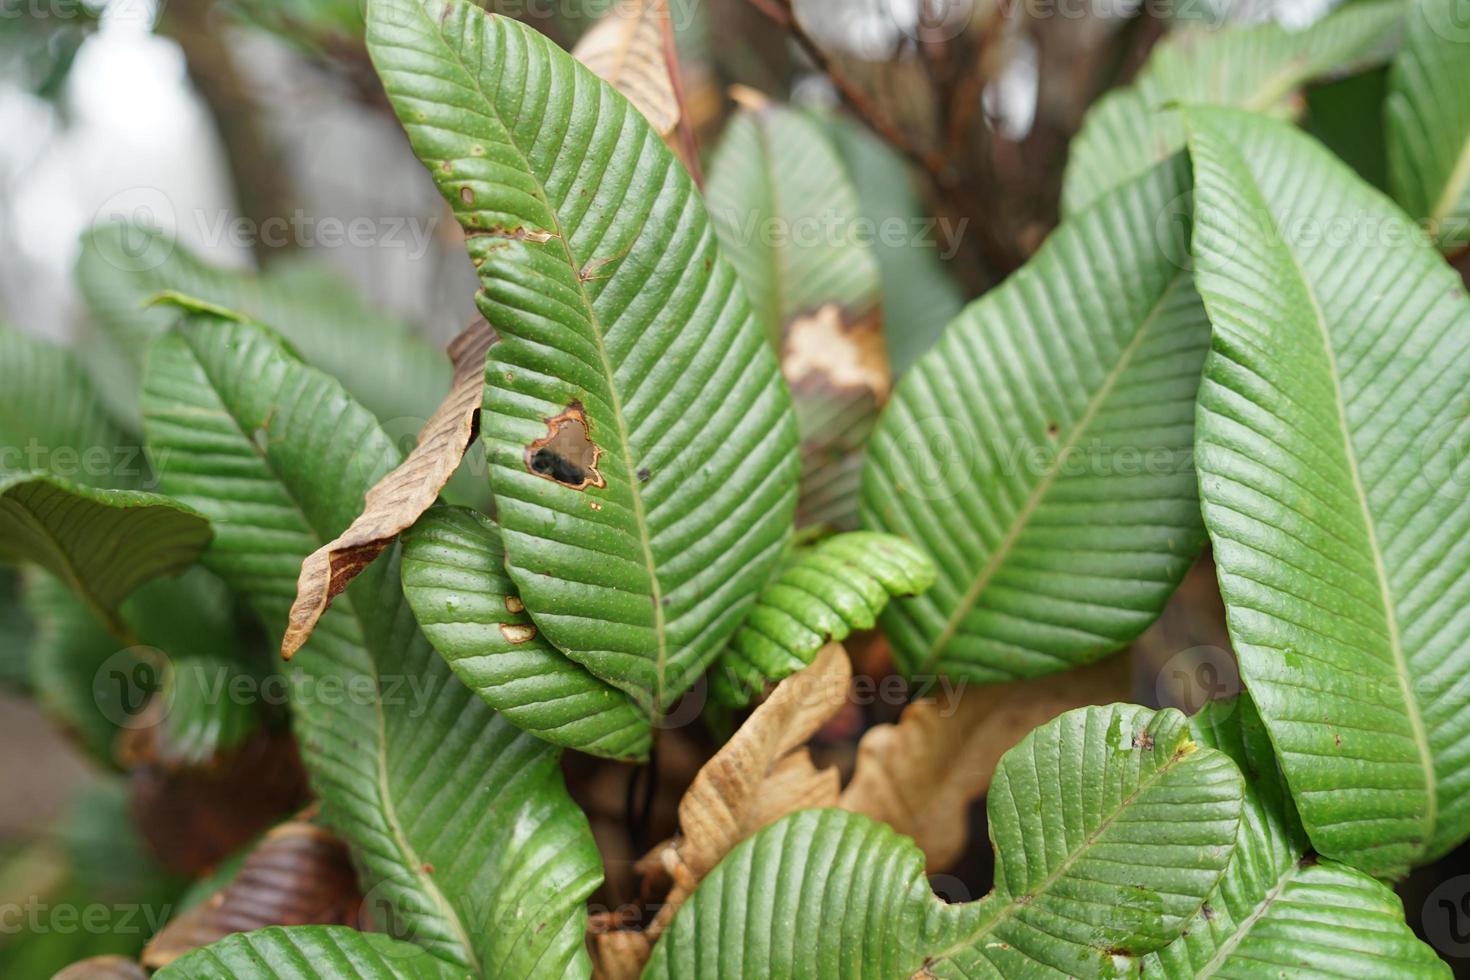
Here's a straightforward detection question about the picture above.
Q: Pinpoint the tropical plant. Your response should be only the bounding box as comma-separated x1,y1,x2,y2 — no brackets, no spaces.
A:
2,0,1467,977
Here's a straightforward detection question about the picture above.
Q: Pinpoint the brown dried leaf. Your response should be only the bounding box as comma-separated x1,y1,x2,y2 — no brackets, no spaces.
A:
53,956,148,980
588,643,851,980
281,320,495,659
839,655,1131,872
140,821,361,968
573,0,679,137
782,304,891,530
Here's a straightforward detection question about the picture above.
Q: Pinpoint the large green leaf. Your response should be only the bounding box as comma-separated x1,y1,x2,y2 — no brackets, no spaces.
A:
400,506,650,760
706,103,882,343
1146,695,1448,977
1062,0,1406,215
1186,106,1470,877
861,158,1210,684
369,0,799,720
0,324,141,490
644,704,1243,978
0,473,212,632
155,926,466,980
1387,0,1470,251
76,223,451,430
709,531,935,707
142,308,601,976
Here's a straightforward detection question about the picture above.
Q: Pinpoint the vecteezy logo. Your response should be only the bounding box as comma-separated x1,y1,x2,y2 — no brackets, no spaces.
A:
93,646,172,729
91,186,177,272
1424,874,1470,957
879,0,977,42
1155,645,1240,717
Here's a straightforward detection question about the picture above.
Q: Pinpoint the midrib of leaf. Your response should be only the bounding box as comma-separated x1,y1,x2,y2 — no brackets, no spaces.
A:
432,14,671,713
1430,133,1470,224
1240,59,1309,112
179,338,481,973
930,738,1199,962
1279,231,1436,846
915,273,1187,676
1193,860,1298,978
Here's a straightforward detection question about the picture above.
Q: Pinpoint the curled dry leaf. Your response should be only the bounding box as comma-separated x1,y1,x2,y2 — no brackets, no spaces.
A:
589,642,851,980
840,654,1131,872
141,821,361,969
281,320,494,659
783,303,890,530
52,956,149,980
572,0,679,137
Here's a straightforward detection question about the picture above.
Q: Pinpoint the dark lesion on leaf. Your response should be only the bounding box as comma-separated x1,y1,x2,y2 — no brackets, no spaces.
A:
525,401,607,491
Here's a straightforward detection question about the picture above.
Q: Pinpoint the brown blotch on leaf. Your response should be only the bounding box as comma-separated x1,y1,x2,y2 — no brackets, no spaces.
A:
505,595,525,614
459,186,474,205
781,303,890,403
499,623,539,644
526,402,607,490
1132,731,1155,750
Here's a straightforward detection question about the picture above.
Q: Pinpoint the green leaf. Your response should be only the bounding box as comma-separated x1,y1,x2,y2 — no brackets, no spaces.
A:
706,103,882,343
76,223,451,430
0,473,212,631
820,113,966,375
644,704,1244,978
155,926,468,980
0,323,142,490
368,0,800,720
401,506,650,760
1063,0,1406,215
142,310,602,976
861,158,1210,684
1387,0,1470,251
1185,105,1470,877
710,531,935,707
1146,695,1449,977
0,567,35,690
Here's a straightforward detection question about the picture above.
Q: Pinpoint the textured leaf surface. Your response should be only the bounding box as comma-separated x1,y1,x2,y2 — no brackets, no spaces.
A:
1387,0,1470,250
644,704,1243,978
0,473,211,628
76,223,450,429
862,158,1210,684
155,926,467,980
400,506,650,759
369,0,799,719
1063,0,1406,214
1187,106,1470,877
710,530,933,707
1146,696,1448,978
142,310,601,975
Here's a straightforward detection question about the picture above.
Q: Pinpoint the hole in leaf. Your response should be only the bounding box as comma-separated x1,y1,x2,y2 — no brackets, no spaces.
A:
525,401,606,491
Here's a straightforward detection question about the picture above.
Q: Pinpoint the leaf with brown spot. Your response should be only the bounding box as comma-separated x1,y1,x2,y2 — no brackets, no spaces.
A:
588,643,851,979
281,319,495,660
839,655,1131,872
141,821,361,969
525,402,606,491
782,303,891,530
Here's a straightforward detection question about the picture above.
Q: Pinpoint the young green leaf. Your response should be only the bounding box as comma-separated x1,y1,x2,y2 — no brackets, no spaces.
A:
142,309,602,975
400,506,651,760
1146,696,1448,977
1186,106,1470,877
154,926,465,979
0,474,211,632
643,704,1244,978
368,0,800,720
1387,0,1470,251
709,530,934,707
1063,0,1406,215
862,158,1210,685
